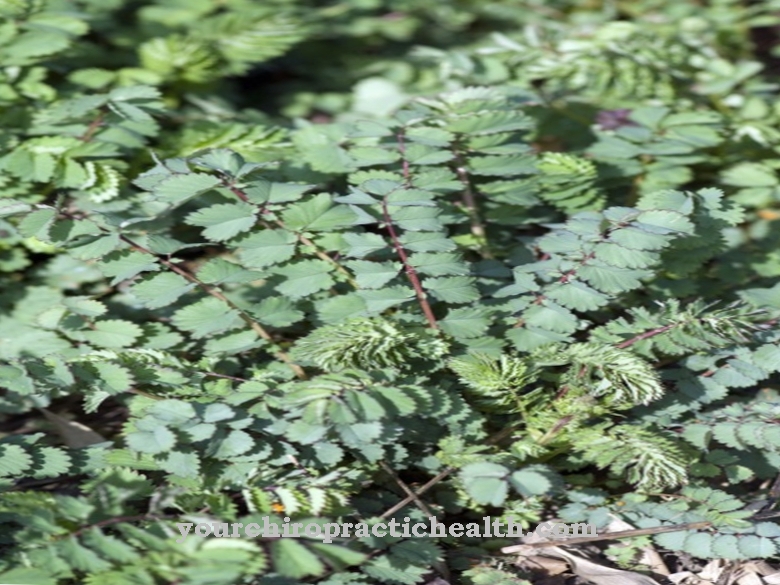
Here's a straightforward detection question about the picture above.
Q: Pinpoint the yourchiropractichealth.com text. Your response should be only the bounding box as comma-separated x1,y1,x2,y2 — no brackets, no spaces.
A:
174,516,597,543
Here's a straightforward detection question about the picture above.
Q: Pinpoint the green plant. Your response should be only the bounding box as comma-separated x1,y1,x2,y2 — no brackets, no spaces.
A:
4,1,780,584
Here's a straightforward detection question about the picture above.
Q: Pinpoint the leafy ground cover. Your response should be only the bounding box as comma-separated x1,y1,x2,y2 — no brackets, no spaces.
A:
4,1,780,584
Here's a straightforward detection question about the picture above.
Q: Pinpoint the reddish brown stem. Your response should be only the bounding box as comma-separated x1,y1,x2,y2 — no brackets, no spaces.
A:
228,185,250,203
453,151,493,259
381,197,439,330
397,131,411,184
616,324,675,349
79,112,106,142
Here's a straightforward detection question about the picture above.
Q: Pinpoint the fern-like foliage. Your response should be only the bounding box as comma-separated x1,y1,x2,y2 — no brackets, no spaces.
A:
449,352,537,411
573,425,690,491
534,342,665,406
591,299,763,358
536,152,606,213
292,318,449,372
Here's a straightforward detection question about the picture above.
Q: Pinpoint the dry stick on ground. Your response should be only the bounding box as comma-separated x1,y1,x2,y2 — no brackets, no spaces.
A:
378,460,451,581
501,510,780,554
379,461,437,519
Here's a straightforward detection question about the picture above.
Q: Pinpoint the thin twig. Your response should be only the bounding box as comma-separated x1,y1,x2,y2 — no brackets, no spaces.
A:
379,461,436,518
502,509,780,554
502,520,714,553
79,112,105,142
201,372,249,382
379,467,452,519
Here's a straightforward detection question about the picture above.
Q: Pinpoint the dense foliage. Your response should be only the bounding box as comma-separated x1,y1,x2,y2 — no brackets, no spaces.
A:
4,0,780,583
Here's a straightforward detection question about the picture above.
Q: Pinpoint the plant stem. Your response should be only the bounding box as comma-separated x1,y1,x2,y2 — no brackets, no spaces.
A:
381,197,439,330
453,150,493,259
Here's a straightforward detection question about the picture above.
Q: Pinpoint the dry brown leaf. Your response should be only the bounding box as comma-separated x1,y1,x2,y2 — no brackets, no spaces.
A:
516,552,570,575
542,546,663,585
668,571,702,584
509,522,663,584
700,559,726,582
40,408,106,448
733,572,764,585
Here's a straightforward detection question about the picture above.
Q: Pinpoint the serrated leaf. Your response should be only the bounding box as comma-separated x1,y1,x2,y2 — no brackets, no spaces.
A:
99,250,161,286
342,232,388,258
469,155,534,176
399,231,457,252
409,252,468,276
460,462,509,506
578,263,649,294
737,534,776,558
635,210,695,235
197,257,261,284
356,286,414,313
172,297,242,338
309,543,367,569
509,467,557,497
545,281,610,311
273,260,335,299
67,233,122,260
244,180,315,204
83,528,140,563
250,297,305,327
523,302,579,333
271,538,325,578
344,260,400,289
404,144,454,165
405,127,454,146
56,536,111,573
447,109,532,135
594,242,660,269
0,443,33,476
654,530,691,551
439,307,491,338
62,297,107,317
91,361,134,394
282,193,356,232
17,208,57,239
185,202,257,241
711,534,742,559
131,272,196,309
149,172,221,205
721,162,778,187
237,229,297,268
212,429,254,459
350,146,400,166
425,276,479,303
126,422,176,455
609,226,672,250
365,555,427,585
82,319,143,348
